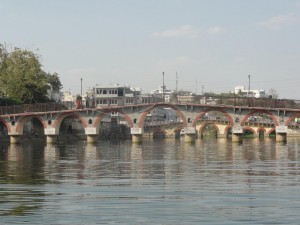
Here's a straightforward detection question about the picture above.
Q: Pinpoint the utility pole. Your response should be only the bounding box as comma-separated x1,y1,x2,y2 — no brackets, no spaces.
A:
162,72,165,102
176,71,178,94
248,74,251,97
80,77,83,108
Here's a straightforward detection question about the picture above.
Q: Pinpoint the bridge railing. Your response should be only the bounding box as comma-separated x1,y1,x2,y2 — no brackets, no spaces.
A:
195,95,300,109
0,103,68,115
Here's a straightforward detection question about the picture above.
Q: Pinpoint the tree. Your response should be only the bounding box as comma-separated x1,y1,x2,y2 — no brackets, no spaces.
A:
0,44,63,104
46,72,63,92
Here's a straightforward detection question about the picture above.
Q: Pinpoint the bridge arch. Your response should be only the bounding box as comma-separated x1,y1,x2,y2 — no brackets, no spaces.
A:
93,109,133,128
152,128,167,138
257,127,266,133
0,118,11,132
285,112,300,126
198,122,220,138
192,108,234,127
53,112,88,129
174,126,184,138
137,103,186,128
243,126,256,134
241,109,278,126
15,115,46,133
268,128,276,137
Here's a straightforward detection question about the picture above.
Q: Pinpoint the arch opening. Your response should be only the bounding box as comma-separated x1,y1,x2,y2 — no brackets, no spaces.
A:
199,124,218,139
58,114,85,140
141,105,183,139
96,111,132,140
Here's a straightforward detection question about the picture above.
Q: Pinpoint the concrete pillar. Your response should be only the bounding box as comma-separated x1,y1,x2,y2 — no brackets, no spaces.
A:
46,135,57,144
10,135,22,144
232,133,243,142
87,135,98,143
184,133,196,143
276,133,287,142
132,134,143,143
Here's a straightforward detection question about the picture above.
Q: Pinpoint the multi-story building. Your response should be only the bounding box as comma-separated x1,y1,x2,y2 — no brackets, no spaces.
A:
93,84,142,107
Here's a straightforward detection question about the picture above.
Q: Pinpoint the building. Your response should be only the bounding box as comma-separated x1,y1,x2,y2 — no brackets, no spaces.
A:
61,90,76,109
177,92,195,103
234,86,268,98
93,84,142,107
150,85,174,102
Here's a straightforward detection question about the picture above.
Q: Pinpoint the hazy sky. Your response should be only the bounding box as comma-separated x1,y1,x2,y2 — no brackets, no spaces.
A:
1,0,300,99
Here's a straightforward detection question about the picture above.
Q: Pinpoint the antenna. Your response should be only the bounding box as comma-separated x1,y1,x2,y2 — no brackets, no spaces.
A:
195,78,197,94
176,71,178,94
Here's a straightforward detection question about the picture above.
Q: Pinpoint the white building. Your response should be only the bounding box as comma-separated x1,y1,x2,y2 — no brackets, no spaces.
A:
234,86,268,98
150,85,174,102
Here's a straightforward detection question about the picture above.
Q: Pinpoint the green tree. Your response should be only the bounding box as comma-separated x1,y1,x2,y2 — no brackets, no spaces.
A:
46,72,63,92
0,44,62,104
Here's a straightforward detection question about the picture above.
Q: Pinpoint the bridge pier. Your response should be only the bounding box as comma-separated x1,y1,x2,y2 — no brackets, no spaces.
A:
46,135,57,144
131,127,143,143
232,133,243,142
132,134,143,143
87,135,98,143
184,133,196,143
184,127,196,143
276,133,287,142
232,125,243,142
276,126,287,142
10,135,22,144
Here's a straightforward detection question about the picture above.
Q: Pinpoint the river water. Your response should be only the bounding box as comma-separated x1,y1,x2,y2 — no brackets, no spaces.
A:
0,137,300,225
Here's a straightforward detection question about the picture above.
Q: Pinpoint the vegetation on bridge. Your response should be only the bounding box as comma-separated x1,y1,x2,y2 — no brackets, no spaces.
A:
0,44,62,105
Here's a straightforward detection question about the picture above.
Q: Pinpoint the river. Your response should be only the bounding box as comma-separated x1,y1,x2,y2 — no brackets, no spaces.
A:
0,137,300,224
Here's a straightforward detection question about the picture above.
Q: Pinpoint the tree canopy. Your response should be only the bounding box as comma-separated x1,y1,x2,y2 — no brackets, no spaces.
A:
0,44,62,104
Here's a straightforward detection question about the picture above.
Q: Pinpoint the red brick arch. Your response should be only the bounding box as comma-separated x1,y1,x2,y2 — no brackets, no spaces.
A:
198,122,220,136
257,127,266,133
285,112,300,126
152,128,167,134
15,115,46,133
0,119,11,132
53,112,88,129
93,109,133,128
268,128,276,135
241,109,278,126
193,108,234,127
243,126,256,134
138,103,187,128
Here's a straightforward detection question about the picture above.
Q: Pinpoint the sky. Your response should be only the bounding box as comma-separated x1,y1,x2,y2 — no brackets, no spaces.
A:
0,0,300,99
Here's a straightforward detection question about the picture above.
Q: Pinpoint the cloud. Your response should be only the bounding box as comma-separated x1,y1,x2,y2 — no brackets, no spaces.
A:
151,25,200,38
258,13,297,29
207,26,227,34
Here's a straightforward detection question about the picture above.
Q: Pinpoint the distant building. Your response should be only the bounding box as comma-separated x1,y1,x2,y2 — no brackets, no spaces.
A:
93,84,142,107
61,90,76,109
177,92,195,103
234,86,268,98
150,85,174,102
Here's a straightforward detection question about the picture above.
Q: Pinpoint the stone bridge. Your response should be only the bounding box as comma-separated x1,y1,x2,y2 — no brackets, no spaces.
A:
1,102,300,144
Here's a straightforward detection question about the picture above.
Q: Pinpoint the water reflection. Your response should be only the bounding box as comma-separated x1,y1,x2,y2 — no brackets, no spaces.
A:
0,138,300,224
